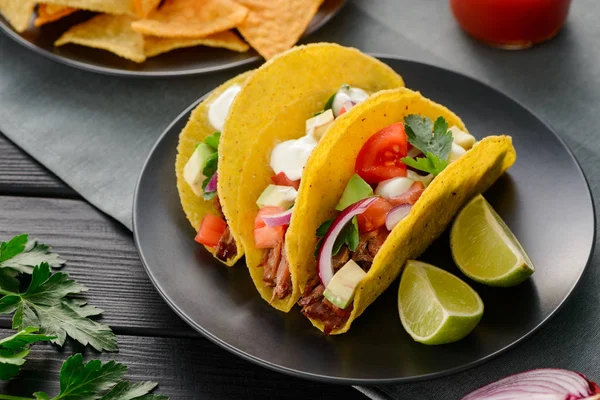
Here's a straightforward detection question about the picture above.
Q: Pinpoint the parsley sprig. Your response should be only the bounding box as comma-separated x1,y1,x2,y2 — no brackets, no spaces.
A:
200,132,220,200
0,327,55,380
0,353,167,400
401,115,453,176
0,263,117,352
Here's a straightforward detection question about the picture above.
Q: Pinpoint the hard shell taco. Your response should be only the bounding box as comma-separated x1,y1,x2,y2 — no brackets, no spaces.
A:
219,43,405,311
176,71,253,266
286,88,516,334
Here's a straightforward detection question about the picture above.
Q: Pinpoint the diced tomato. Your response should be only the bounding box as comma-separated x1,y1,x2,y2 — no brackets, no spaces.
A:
356,197,393,232
355,123,409,184
254,206,286,248
389,181,425,206
195,214,227,248
271,172,300,190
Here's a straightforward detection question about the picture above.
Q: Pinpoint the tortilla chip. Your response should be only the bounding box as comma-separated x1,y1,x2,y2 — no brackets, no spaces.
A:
236,0,324,60
144,30,249,57
131,0,248,39
134,0,161,18
37,0,135,16
220,43,405,311
176,71,254,266
288,88,516,334
0,0,36,32
55,14,146,63
34,4,77,27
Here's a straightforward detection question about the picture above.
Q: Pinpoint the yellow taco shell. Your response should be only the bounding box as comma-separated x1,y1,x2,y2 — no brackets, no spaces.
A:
288,88,516,333
220,43,405,311
175,70,253,266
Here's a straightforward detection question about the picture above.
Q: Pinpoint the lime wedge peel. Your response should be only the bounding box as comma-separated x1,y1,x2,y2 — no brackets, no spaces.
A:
398,260,484,345
450,194,535,287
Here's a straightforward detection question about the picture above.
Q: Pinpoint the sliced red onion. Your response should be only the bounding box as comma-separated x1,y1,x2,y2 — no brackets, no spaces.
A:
385,204,412,231
262,208,293,227
318,197,378,286
462,369,600,400
205,172,218,193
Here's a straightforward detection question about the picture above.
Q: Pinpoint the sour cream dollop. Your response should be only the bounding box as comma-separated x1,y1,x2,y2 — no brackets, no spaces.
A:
270,135,317,181
270,85,368,181
208,85,241,131
332,86,369,117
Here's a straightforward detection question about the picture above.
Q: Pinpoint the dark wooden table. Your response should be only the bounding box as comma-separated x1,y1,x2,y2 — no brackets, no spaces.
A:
0,133,366,399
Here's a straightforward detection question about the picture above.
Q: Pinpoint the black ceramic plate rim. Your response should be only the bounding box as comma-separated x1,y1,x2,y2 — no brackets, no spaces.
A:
133,55,596,384
0,0,345,78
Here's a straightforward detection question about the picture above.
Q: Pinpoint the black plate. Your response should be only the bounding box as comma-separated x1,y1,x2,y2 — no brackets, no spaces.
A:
133,57,595,384
0,0,345,77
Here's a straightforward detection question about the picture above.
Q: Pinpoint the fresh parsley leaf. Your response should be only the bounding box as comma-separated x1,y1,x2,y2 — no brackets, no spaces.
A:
322,93,336,112
0,235,66,274
0,234,28,263
402,152,449,176
0,327,55,380
201,174,217,201
100,381,160,400
404,115,453,161
31,354,168,400
0,268,20,293
314,218,334,257
0,263,117,352
332,216,359,255
316,219,334,238
202,152,218,179
204,132,220,151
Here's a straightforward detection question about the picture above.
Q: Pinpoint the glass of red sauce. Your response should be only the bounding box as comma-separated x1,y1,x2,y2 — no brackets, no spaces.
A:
450,0,572,49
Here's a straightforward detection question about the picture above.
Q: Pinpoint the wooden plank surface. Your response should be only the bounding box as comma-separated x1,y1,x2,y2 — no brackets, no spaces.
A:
0,135,77,197
0,329,364,400
0,135,367,399
0,195,194,336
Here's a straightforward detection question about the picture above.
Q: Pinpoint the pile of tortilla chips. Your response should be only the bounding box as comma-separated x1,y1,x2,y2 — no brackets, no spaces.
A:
0,0,325,63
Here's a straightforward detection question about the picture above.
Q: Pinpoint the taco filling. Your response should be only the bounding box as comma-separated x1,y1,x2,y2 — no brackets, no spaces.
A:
298,114,476,334
253,84,370,301
183,84,242,261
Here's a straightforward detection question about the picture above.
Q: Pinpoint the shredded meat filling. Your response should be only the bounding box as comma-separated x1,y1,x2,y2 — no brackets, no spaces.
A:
215,226,237,262
259,239,292,301
299,228,390,334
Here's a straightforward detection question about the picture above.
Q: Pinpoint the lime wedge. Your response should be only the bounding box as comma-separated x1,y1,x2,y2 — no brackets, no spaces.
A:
398,260,483,345
451,194,534,287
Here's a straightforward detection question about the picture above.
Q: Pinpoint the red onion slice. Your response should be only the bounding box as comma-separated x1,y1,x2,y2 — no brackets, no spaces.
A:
462,369,600,400
318,197,378,286
262,208,293,227
385,204,412,231
205,172,218,193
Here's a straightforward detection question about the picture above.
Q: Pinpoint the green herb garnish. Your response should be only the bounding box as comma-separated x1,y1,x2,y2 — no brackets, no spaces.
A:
0,327,55,380
204,131,220,151
0,263,117,352
315,216,359,257
401,115,453,175
29,354,168,400
0,234,65,274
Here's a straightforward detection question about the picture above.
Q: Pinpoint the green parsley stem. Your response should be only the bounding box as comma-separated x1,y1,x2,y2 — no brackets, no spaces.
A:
0,288,14,296
0,395,33,400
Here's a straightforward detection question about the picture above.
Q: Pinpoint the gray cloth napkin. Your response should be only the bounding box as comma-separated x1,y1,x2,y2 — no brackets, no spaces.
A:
2,1,600,399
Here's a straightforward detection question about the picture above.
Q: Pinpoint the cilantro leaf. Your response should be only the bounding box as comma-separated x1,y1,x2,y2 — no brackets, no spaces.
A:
0,235,66,274
202,152,218,179
0,234,28,263
315,217,360,257
0,327,55,380
204,132,220,151
402,152,449,176
31,354,168,400
404,115,453,161
316,219,334,238
0,263,117,352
